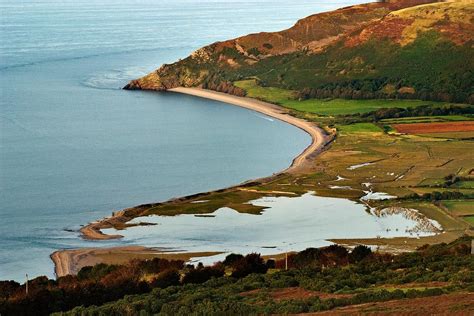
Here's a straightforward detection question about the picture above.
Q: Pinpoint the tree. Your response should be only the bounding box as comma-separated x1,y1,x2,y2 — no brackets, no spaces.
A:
349,245,372,263
150,269,180,289
231,253,268,278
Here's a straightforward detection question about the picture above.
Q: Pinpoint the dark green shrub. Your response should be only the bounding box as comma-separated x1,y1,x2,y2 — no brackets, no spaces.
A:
150,269,180,289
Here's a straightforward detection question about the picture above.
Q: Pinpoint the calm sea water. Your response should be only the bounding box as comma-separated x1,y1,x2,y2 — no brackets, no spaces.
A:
0,0,365,281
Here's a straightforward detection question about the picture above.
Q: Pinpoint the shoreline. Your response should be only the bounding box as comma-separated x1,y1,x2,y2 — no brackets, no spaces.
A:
169,87,328,174
51,246,223,277
54,88,332,276
78,88,331,241
50,88,467,277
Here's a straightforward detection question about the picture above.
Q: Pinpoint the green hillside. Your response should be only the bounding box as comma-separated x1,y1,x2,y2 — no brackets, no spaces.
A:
125,0,474,104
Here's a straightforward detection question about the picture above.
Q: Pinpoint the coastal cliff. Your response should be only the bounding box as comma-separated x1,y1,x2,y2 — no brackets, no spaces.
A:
125,0,474,103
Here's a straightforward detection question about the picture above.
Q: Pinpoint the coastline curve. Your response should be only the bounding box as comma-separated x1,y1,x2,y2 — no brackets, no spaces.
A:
169,87,328,174
75,89,330,240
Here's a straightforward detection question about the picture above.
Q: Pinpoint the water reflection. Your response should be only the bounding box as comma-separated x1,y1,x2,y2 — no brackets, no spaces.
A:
103,192,441,257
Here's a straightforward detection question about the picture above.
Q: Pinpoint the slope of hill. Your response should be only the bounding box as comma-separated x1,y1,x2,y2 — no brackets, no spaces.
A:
125,0,474,104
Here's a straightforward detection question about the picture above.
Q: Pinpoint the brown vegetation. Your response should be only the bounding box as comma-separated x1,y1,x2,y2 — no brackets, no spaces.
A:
307,292,474,315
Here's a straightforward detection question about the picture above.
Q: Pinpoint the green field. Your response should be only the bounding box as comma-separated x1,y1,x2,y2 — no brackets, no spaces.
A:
418,178,446,187
453,181,474,189
442,200,474,216
417,132,474,139
235,80,447,116
337,123,383,134
381,115,473,124
463,215,474,225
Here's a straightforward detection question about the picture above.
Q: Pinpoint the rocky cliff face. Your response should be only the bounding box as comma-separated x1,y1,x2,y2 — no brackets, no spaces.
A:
124,0,473,103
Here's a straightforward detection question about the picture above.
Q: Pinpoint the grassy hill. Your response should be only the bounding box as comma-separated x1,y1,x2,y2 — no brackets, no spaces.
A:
125,0,474,104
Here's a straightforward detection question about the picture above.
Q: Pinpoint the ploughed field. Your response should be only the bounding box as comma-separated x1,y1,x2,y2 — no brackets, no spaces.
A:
393,121,474,134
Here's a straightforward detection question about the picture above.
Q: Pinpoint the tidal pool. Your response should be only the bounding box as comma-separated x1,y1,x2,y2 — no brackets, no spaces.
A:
103,192,441,262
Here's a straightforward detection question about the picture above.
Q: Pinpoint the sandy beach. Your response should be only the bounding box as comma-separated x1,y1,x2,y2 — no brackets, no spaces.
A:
169,88,327,173
51,246,222,277
51,246,151,277
55,88,331,276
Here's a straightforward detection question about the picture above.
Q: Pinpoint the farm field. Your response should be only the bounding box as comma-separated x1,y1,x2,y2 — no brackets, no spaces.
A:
464,216,474,225
336,123,383,134
453,181,474,189
440,200,474,229
417,132,474,139
393,121,474,134
442,200,474,216
381,115,473,124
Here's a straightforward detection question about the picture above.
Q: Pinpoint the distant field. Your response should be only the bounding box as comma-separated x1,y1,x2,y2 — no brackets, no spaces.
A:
452,181,474,189
381,115,473,124
338,123,383,134
463,216,474,225
393,121,474,134
418,178,445,187
417,131,474,139
234,80,446,116
442,200,474,216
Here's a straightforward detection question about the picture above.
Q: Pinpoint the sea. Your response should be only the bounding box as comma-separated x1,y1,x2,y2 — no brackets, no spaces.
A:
0,0,366,281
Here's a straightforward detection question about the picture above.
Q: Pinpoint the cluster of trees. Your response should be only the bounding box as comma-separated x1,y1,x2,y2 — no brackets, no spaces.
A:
356,104,473,121
223,253,269,278
2,237,472,315
0,252,269,316
284,244,373,270
0,258,184,315
402,191,471,201
294,78,474,105
202,80,246,96
295,78,405,101
201,73,246,97
440,174,472,188
328,104,473,126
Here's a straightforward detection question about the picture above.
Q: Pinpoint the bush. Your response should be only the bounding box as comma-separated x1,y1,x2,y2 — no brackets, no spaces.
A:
231,253,268,278
223,253,244,267
0,280,20,298
77,263,118,280
150,269,180,289
349,245,372,263
182,265,224,284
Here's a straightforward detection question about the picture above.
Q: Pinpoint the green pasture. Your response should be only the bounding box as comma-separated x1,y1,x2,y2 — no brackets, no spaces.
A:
234,79,448,116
